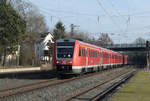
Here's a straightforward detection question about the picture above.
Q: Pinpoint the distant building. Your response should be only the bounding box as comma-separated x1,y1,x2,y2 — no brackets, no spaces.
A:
35,32,54,64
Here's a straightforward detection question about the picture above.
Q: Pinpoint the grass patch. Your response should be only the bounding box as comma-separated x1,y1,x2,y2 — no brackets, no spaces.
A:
109,72,150,101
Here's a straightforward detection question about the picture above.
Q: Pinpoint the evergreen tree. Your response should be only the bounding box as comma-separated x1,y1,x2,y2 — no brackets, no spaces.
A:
0,0,26,66
53,21,65,41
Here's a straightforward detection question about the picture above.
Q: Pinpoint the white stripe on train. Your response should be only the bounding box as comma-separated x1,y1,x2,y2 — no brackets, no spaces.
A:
72,63,122,69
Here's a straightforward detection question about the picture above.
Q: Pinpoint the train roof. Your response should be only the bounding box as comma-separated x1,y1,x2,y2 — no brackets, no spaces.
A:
77,40,120,54
56,38,122,55
56,38,76,43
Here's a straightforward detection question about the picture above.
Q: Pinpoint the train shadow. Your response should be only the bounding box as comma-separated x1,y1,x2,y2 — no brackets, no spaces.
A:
0,70,101,80
57,74,76,79
0,70,59,80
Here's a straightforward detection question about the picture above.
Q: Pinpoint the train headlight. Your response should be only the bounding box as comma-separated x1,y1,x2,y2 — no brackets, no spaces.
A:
56,61,60,64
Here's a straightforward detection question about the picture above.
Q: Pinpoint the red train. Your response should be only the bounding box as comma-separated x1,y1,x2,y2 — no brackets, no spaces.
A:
53,38,128,74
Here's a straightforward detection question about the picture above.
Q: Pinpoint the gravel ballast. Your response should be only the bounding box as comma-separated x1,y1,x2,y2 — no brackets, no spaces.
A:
0,67,131,101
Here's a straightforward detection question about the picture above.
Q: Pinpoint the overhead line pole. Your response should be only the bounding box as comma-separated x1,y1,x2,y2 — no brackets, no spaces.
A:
70,24,79,36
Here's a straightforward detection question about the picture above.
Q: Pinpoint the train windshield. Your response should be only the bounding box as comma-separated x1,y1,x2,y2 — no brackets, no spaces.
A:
56,42,75,59
57,48,74,58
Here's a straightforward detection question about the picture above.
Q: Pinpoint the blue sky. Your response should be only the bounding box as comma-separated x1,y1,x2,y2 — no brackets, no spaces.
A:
28,0,150,43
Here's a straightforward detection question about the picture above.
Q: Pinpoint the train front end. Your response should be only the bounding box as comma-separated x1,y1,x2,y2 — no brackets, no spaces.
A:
53,39,75,74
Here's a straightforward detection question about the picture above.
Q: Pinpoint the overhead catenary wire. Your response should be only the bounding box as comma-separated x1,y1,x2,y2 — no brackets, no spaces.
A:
26,0,150,18
105,0,130,35
36,7,150,36
96,0,122,32
2,0,150,37
24,0,150,37
106,0,127,21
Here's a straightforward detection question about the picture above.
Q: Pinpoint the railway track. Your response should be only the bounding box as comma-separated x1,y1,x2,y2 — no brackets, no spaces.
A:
62,69,136,101
0,67,131,99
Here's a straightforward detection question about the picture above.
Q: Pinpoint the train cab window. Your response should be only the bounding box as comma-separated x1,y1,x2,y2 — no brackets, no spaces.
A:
56,41,75,59
57,48,74,58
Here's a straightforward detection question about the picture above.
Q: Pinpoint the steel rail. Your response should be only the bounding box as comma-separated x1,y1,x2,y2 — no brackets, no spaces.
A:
0,67,130,99
91,71,136,101
0,78,57,92
0,68,112,98
62,69,135,101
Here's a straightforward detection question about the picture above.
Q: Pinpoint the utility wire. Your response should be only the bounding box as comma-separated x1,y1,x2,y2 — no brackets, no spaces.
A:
106,0,126,20
38,7,100,26
26,0,150,18
96,0,122,31
106,0,130,35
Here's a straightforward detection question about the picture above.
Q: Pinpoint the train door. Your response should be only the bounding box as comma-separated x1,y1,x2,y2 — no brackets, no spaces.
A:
86,48,88,66
109,53,111,65
99,51,102,65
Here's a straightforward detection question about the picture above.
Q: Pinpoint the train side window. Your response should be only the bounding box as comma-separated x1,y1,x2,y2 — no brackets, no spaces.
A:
79,47,81,56
104,53,106,58
82,48,84,56
91,50,93,57
84,49,85,56
92,51,94,57
99,51,101,57
89,50,91,57
82,49,83,56
86,49,88,57
96,52,97,57
84,49,86,56
96,52,98,57
82,48,86,57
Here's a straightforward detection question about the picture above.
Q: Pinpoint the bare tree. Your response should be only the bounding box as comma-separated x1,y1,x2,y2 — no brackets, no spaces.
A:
11,0,49,66
134,37,146,44
97,33,113,46
66,31,90,42
12,0,49,42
